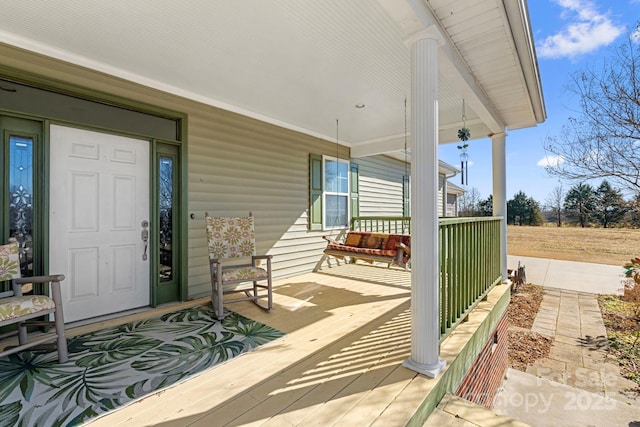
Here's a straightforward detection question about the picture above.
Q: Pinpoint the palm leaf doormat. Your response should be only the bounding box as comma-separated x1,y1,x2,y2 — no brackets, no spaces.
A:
0,305,284,426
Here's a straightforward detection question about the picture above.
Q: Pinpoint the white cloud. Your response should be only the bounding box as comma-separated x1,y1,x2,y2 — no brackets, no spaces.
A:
537,0,624,59
537,155,564,167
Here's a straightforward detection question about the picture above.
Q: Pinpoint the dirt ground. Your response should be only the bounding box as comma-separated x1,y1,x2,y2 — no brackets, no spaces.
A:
505,228,640,385
507,225,640,266
506,283,552,370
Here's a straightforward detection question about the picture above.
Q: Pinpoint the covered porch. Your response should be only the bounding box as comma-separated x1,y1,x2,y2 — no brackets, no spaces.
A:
0,1,543,421
0,213,508,425
83,262,510,426
52,213,506,425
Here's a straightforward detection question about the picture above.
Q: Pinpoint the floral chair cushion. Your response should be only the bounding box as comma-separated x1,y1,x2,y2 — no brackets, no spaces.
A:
206,216,256,259
222,266,269,282
0,242,21,281
0,295,55,322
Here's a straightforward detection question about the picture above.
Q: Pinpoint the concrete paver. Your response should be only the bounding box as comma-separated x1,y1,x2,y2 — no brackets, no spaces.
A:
495,369,639,427
494,267,640,426
426,256,637,427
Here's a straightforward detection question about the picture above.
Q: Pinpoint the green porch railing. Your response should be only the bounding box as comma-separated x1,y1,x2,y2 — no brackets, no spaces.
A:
439,216,502,339
350,216,503,340
350,216,411,234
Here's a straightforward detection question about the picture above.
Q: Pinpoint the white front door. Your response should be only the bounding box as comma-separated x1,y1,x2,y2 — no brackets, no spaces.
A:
49,125,150,323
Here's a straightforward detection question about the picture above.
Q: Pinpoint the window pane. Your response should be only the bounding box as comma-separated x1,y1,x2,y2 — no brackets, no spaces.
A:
9,135,34,277
325,195,348,227
325,160,348,193
159,157,173,282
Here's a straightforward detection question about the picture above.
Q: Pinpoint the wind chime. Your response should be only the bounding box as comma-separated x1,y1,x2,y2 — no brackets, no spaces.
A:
457,99,470,185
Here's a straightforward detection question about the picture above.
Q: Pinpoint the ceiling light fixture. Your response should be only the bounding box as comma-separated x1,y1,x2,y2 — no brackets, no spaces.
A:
355,103,365,109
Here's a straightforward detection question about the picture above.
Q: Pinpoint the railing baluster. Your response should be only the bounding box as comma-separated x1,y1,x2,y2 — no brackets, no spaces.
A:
349,215,503,340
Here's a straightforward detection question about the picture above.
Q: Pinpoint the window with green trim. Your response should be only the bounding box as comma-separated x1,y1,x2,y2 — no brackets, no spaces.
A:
323,156,349,229
308,153,358,231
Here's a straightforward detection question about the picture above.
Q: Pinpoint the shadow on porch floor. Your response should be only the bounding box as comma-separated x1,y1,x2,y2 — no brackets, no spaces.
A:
89,264,419,426
10,263,511,426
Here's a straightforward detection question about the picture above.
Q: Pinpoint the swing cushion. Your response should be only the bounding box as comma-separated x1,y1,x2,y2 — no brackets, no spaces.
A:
324,231,411,266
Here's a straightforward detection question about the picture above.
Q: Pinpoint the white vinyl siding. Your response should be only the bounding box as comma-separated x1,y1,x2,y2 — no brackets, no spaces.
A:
357,155,406,217
1,44,350,298
439,174,445,217
187,112,349,295
358,155,449,218
2,43,455,300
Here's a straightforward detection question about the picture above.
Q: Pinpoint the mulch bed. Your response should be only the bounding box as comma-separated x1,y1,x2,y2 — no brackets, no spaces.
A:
507,283,553,371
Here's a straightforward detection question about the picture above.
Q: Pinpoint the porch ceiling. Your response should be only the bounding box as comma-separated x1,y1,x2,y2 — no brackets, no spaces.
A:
0,0,545,149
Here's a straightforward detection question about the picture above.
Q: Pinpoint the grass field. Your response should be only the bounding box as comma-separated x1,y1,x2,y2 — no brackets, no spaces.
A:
507,225,640,266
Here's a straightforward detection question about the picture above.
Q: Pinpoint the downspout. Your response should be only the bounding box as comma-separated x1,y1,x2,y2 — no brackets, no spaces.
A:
442,170,457,217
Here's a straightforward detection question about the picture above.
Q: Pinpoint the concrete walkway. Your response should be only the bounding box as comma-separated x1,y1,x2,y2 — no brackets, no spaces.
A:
494,259,640,426
507,255,625,295
425,394,528,427
424,256,638,427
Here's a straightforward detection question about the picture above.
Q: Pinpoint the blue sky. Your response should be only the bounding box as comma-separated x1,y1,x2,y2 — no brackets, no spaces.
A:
438,0,639,205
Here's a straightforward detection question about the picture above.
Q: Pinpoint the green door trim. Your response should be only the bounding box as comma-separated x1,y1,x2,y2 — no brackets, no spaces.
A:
151,141,185,306
0,71,189,307
0,115,44,282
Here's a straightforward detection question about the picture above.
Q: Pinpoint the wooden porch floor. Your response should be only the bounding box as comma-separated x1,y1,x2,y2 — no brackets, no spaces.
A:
1,263,511,426
85,263,449,426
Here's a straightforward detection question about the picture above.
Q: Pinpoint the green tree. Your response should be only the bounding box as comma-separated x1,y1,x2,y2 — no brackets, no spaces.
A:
564,183,596,227
507,191,543,226
593,180,627,228
477,195,494,217
628,194,640,228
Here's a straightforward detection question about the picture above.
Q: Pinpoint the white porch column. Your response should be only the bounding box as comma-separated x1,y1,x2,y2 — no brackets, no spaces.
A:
402,29,446,378
491,132,508,281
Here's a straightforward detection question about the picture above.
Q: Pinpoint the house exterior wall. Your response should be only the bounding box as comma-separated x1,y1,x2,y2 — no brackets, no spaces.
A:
187,111,350,295
357,155,406,217
0,44,347,298
438,174,445,217
0,44,455,300
357,155,452,219
446,193,458,217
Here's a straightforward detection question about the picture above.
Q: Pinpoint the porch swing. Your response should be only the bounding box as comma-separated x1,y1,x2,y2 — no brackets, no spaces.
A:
321,115,411,268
